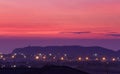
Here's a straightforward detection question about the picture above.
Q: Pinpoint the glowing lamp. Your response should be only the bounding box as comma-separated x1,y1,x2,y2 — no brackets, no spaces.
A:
35,56,39,60
78,57,82,61
112,58,116,61
102,57,106,61
85,57,89,61
60,57,64,61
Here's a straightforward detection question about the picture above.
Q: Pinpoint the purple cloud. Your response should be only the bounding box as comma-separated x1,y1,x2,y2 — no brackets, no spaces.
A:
60,31,91,34
107,33,120,37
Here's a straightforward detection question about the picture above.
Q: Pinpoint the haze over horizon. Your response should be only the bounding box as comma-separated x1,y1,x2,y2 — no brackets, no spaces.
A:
0,0,120,53
0,38,120,54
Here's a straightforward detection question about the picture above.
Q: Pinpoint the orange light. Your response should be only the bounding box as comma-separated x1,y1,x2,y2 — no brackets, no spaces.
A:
43,56,46,60
12,56,15,59
85,57,89,61
112,58,116,61
60,57,64,61
95,58,99,61
35,56,39,60
78,57,82,61
0,55,3,58
102,57,106,61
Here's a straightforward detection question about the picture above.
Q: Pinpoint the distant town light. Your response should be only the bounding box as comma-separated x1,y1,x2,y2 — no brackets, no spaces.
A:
2,58,6,61
28,66,31,68
43,56,46,60
60,57,64,61
53,57,56,60
14,53,17,56
11,65,16,68
94,53,98,57
85,57,89,61
102,57,106,61
0,55,3,59
35,56,39,60
1,65,5,68
112,58,116,61
39,53,42,56
78,57,82,61
24,56,27,59
95,58,99,61
13,65,16,68
49,53,52,56
12,55,15,59
64,54,67,57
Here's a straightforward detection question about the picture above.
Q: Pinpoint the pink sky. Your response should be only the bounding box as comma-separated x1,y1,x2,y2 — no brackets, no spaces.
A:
0,0,120,39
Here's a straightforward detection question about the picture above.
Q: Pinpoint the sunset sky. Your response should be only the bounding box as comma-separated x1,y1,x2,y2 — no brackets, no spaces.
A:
0,0,120,39
0,0,120,53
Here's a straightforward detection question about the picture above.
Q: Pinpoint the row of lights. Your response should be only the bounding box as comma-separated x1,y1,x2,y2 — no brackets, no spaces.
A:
0,53,119,62
78,57,117,62
11,53,27,59
35,56,117,62
9,54,120,62
1,65,31,68
0,58,116,69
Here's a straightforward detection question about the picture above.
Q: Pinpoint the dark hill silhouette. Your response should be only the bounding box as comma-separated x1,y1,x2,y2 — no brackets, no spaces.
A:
11,46,118,58
0,65,89,74
23,65,89,74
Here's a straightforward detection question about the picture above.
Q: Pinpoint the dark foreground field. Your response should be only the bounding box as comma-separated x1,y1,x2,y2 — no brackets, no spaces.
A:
0,65,89,74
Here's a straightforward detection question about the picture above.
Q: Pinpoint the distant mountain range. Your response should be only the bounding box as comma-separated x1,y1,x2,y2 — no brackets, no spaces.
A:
11,46,120,58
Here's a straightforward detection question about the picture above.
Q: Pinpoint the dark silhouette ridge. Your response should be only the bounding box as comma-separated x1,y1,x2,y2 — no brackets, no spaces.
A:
11,46,118,58
0,65,89,74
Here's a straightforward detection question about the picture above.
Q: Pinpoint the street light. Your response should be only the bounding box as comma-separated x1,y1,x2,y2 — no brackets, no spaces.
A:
12,55,15,59
95,58,99,61
112,58,116,61
0,55,3,59
102,57,106,61
60,57,64,61
35,56,39,60
78,57,82,61
85,57,89,61
43,56,46,60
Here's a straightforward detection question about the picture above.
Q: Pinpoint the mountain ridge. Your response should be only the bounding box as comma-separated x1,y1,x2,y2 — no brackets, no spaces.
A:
11,45,119,58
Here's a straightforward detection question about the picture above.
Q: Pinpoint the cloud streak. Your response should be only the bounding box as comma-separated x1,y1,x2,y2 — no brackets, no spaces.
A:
60,31,91,34
107,33,120,37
